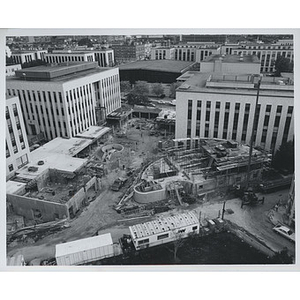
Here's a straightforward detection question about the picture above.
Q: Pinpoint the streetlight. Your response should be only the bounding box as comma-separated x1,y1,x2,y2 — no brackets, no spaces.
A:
246,75,262,188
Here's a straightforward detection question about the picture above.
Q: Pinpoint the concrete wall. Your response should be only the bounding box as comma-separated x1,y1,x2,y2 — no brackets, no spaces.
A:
133,184,167,204
7,194,68,222
66,176,99,214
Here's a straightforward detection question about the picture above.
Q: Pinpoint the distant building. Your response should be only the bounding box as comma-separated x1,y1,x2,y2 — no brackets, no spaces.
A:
200,54,261,74
6,64,22,77
6,62,121,142
11,50,48,64
6,96,30,180
44,51,95,64
180,34,227,44
118,60,195,84
111,43,148,63
150,46,175,60
221,40,294,73
45,48,115,67
174,44,221,63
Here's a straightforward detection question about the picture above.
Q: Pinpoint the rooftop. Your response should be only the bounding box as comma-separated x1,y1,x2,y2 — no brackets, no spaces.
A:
203,54,260,64
118,60,194,73
9,62,113,83
129,211,198,239
76,126,111,140
176,71,294,96
55,233,113,257
14,137,90,181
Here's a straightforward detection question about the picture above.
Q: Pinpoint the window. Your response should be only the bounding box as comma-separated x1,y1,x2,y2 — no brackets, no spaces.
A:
192,226,198,231
138,239,149,245
157,233,169,240
178,229,186,234
8,164,14,172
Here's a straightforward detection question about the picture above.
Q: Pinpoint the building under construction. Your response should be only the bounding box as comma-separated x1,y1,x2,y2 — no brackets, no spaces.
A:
132,138,269,205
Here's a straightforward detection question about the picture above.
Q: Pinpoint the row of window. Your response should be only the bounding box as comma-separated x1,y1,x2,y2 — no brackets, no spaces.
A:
186,100,293,148
137,226,198,245
45,55,93,64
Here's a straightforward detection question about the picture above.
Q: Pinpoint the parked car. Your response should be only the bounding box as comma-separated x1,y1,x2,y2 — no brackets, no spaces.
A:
273,224,295,242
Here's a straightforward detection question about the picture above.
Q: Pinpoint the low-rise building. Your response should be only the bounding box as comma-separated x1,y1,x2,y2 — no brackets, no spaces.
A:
129,211,199,250
221,40,294,73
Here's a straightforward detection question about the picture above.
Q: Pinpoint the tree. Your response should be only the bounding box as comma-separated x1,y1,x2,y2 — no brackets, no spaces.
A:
169,82,181,98
120,81,131,96
127,81,149,105
274,55,293,76
78,38,93,48
272,140,294,173
152,83,164,98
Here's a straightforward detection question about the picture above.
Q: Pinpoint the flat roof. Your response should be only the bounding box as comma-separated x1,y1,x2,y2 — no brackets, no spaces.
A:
76,126,111,140
14,62,99,80
36,137,92,157
129,211,198,239
6,180,27,195
203,54,260,64
55,233,113,257
177,71,294,96
15,137,90,181
118,60,194,73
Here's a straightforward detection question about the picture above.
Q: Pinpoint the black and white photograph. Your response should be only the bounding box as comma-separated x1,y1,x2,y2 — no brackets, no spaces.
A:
2,29,297,269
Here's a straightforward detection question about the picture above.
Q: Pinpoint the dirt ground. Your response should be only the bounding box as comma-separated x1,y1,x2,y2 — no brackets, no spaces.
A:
6,117,295,264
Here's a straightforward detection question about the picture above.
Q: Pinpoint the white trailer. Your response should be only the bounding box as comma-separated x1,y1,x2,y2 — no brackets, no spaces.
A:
55,233,115,266
129,211,199,250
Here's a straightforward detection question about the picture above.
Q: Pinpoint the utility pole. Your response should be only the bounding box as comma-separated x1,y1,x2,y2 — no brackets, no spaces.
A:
246,76,262,188
221,201,226,220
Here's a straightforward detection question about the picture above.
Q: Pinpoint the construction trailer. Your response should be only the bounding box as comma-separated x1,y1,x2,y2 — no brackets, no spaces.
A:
55,233,117,266
129,211,199,250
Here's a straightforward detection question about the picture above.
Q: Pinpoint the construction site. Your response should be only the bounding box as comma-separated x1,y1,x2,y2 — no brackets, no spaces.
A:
6,110,295,265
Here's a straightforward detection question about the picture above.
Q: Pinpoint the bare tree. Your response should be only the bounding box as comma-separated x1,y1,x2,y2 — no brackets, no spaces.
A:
167,231,185,263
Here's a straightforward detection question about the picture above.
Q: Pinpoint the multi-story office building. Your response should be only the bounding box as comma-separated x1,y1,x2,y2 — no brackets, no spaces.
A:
150,47,175,60
175,56,294,152
45,49,115,67
44,51,95,64
6,96,31,180
174,44,221,63
93,49,115,67
11,50,48,64
221,40,294,73
6,62,121,142
111,43,147,63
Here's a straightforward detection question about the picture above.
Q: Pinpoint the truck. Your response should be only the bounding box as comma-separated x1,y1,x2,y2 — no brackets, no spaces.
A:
111,177,128,191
